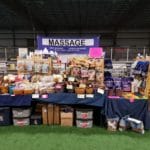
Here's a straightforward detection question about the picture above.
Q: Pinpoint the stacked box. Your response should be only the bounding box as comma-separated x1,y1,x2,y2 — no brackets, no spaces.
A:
76,109,93,128
42,104,48,125
60,112,73,127
42,104,60,125
12,108,31,126
0,107,11,126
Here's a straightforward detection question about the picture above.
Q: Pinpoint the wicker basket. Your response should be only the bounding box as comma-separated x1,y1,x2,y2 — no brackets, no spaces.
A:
47,87,55,93
75,87,85,94
13,89,24,95
24,89,34,95
86,88,94,94
0,86,8,94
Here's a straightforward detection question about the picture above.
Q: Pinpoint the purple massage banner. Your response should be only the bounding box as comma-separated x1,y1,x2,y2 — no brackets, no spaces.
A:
37,36,100,54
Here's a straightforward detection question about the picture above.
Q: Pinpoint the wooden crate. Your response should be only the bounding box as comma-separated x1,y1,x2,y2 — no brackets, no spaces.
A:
54,105,60,125
42,104,48,125
47,104,54,125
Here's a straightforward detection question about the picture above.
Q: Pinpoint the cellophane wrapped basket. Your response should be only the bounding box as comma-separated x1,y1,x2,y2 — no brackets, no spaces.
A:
13,89,24,95
86,88,94,94
75,87,85,94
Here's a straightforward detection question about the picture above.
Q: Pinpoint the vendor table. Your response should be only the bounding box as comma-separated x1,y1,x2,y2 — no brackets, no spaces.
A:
105,98,150,129
0,94,150,129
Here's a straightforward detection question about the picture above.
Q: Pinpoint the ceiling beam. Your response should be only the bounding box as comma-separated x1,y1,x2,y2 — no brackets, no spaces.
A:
0,0,47,32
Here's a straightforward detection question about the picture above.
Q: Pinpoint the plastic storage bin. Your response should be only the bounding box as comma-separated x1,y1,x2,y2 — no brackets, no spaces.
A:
76,109,93,120
12,108,31,118
13,118,30,126
76,119,93,128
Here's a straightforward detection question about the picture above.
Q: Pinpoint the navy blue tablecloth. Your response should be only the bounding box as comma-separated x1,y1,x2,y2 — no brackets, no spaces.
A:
0,95,32,106
105,98,150,129
36,93,105,107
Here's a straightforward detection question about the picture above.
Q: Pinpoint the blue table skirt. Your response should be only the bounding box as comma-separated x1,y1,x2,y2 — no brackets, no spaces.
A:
37,93,105,107
0,93,149,129
0,93,105,107
105,98,150,129
0,95,32,106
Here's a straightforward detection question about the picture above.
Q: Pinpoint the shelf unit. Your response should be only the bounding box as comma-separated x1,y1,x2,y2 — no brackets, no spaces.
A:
145,64,150,98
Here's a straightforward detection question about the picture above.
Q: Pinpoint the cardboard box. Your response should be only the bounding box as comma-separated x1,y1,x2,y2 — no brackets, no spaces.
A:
54,105,60,125
42,105,48,125
61,112,73,127
47,104,54,125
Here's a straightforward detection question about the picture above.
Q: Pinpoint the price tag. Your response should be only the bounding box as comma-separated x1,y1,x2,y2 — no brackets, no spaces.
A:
32,94,39,99
86,94,94,98
68,77,75,82
77,94,85,99
66,85,73,89
97,88,104,94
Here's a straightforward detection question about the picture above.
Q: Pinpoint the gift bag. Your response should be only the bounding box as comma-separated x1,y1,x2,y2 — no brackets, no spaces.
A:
107,117,119,132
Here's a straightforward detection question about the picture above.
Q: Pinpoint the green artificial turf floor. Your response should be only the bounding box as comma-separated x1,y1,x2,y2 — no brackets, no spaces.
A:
0,126,150,150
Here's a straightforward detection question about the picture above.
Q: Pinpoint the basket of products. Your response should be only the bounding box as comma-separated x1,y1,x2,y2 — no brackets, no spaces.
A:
0,86,8,94
75,87,85,94
13,89,24,95
55,83,64,93
46,87,55,93
86,87,94,94
24,89,34,95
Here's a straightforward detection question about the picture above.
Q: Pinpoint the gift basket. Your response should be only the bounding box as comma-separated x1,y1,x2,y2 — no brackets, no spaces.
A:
75,87,85,94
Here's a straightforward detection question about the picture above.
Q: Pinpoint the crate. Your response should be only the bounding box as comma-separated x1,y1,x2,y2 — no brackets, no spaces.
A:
60,112,73,127
76,109,93,120
54,105,60,125
0,107,11,126
47,104,54,125
30,115,42,125
42,105,48,125
42,104,60,125
76,119,93,128
13,118,30,126
12,108,31,118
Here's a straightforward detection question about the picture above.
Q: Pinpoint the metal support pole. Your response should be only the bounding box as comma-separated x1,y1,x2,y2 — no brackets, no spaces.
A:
143,46,146,57
111,47,113,60
5,48,7,62
127,48,129,62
